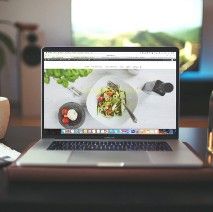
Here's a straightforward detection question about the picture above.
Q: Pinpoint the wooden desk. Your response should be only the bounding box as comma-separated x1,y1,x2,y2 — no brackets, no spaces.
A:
1,126,213,211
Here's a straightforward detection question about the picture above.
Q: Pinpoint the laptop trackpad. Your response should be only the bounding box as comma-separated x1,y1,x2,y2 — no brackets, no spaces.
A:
68,151,150,167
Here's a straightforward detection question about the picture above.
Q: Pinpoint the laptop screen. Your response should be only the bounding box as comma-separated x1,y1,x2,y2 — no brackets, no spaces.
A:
42,47,178,139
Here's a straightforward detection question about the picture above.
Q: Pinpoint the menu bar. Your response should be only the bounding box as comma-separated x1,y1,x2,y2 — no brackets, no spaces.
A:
44,51,176,60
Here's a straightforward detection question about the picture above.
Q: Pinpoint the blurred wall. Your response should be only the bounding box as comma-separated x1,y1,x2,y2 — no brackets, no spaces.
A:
200,0,213,79
182,0,213,81
0,0,213,116
0,0,71,46
0,0,71,104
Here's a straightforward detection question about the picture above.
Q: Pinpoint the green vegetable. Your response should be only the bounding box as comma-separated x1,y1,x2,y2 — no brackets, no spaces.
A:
79,69,86,77
64,70,72,77
78,69,92,77
57,78,63,84
46,69,54,76
44,68,93,87
68,75,78,82
62,80,69,88
54,69,61,78
44,76,50,84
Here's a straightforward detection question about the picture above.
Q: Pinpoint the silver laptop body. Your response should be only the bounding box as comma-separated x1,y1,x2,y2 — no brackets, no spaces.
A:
16,47,202,167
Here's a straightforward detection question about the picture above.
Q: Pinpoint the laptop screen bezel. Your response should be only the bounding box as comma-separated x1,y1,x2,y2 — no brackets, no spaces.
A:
41,47,179,140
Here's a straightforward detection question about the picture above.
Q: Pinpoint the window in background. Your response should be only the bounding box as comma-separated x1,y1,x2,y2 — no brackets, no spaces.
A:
71,0,203,73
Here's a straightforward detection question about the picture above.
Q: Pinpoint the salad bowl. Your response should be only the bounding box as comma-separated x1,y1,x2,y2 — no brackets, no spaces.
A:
86,75,138,127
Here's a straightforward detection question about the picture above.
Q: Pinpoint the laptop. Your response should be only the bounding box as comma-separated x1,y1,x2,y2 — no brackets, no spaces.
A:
16,47,202,167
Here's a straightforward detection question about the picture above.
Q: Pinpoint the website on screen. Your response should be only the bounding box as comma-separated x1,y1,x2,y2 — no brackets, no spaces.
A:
43,51,176,135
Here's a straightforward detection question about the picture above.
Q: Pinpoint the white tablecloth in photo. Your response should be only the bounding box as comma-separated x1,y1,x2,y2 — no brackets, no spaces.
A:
44,69,176,130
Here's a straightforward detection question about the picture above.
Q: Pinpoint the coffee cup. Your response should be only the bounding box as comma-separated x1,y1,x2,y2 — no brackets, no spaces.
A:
0,97,10,139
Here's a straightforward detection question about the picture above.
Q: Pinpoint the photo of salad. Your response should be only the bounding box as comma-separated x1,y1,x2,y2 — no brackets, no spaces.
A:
97,86,126,118
86,75,138,127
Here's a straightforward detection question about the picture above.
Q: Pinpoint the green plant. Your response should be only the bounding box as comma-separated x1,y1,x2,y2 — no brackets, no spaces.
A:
0,31,16,71
44,69,93,88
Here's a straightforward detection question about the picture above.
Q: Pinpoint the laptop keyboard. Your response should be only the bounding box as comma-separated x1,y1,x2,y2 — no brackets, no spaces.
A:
47,141,172,151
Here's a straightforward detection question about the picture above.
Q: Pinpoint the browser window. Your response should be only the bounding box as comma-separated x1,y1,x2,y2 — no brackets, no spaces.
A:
43,51,176,135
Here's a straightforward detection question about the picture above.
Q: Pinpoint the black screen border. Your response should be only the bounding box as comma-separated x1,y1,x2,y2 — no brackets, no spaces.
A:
42,47,179,140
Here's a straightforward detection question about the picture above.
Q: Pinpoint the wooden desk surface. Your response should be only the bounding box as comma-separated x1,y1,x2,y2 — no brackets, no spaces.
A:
1,126,213,211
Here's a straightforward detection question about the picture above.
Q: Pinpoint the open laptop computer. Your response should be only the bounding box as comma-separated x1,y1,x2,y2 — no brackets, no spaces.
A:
16,47,202,167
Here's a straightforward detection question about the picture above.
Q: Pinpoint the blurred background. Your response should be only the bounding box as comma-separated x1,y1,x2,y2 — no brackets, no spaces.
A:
0,0,212,127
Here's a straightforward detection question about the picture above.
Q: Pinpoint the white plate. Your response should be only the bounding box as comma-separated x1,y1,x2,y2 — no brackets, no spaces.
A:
86,75,138,127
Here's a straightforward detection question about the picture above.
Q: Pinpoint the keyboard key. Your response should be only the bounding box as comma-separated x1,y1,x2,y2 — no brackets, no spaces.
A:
47,141,172,151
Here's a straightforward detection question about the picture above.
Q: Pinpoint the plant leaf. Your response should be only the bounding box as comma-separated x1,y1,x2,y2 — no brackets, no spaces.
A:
0,47,6,71
0,31,16,54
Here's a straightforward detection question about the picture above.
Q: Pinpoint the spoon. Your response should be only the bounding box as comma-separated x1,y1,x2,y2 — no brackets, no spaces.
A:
67,86,82,96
